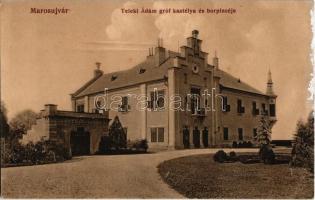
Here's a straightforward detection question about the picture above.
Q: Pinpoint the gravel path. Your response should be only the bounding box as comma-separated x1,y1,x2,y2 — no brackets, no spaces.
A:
1,148,258,198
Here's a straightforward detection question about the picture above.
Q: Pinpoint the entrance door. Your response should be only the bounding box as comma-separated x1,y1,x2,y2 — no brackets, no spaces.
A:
70,127,90,156
202,127,209,147
183,127,190,149
193,127,200,148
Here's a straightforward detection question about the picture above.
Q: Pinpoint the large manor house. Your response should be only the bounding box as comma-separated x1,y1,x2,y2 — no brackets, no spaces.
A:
23,30,277,154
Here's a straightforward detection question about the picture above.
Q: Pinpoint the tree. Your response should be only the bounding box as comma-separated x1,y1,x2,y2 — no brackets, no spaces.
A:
0,101,10,138
108,116,127,150
257,115,271,146
291,111,314,173
257,115,275,164
9,110,39,141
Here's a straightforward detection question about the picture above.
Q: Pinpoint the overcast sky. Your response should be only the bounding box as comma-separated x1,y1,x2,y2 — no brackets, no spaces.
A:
1,0,313,139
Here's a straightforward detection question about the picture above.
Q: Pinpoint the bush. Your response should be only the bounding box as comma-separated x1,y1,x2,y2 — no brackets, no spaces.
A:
1,139,70,167
232,141,238,148
229,151,238,162
247,141,253,148
128,139,148,152
213,150,228,163
259,145,275,164
291,113,314,173
98,136,112,153
238,142,244,148
108,116,127,150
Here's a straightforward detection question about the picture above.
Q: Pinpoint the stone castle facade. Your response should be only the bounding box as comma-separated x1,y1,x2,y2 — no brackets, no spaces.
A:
70,30,277,150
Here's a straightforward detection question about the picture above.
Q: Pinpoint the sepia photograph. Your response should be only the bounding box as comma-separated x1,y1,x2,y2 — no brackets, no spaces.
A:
1,0,314,199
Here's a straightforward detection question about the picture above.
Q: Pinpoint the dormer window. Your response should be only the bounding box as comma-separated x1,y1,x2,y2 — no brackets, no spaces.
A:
111,75,117,81
139,68,146,74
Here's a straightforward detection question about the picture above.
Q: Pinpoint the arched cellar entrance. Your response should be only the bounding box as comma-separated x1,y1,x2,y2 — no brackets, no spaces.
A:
183,126,190,148
202,127,209,147
193,127,200,148
70,127,90,156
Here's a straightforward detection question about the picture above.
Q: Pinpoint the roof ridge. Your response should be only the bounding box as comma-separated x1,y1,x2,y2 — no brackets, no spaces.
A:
217,69,266,95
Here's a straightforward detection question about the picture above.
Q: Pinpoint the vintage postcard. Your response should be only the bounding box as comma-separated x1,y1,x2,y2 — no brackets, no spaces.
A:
1,0,314,199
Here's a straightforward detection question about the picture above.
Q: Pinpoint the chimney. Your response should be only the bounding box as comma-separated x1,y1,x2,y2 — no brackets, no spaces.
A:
154,38,166,67
213,51,219,69
192,30,199,38
94,62,104,77
44,104,57,116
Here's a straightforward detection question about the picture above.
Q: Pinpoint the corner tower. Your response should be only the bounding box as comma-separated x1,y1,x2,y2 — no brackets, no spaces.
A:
266,70,277,125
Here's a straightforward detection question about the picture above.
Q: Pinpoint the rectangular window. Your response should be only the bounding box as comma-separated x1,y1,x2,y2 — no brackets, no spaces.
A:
237,99,245,113
122,96,128,106
223,127,229,140
157,90,165,108
158,128,164,142
238,128,243,140
261,103,268,115
150,90,165,110
77,105,84,113
151,127,164,142
253,128,257,138
252,101,259,115
151,128,157,142
222,96,230,112
119,96,129,112
270,104,276,117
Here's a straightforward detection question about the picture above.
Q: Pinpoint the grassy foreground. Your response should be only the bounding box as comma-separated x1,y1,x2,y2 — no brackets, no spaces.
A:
158,153,314,199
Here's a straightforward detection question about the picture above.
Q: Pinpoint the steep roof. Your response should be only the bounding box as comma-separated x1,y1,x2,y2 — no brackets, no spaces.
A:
215,69,266,96
72,53,266,98
72,57,173,98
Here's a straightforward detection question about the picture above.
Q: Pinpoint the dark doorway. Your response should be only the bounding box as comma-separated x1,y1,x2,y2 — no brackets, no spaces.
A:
183,126,190,149
71,127,90,156
202,127,209,147
193,127,200,148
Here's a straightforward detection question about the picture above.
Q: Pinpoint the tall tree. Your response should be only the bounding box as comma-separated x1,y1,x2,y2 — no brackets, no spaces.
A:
108,116,127,150
0,101,10,138
256,115,271,146
9,109,39,140
291,111,314,172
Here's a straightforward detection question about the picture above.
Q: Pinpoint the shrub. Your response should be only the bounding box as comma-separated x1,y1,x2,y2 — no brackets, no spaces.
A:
229,151,238,161
98,136,112,153
291,112,314,173
238,142,244,148
1,138,71,166
259,145,275,164
232,141,238,148
108,116,127,150
247,141,253,148
128,139,148,152
213,150,227,163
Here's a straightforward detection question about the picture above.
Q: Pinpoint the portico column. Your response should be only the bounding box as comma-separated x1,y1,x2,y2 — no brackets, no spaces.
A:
84,96,89,113
140,83,147,139
168,68,176,148
190,127,194,148
199,128,204,148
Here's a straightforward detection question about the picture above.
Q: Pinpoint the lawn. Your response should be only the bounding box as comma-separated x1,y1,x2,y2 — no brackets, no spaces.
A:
158,153,314,199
